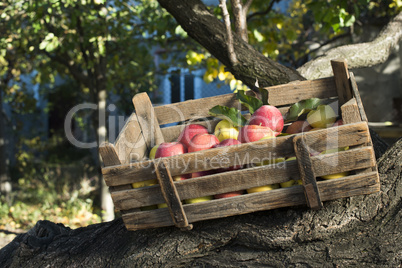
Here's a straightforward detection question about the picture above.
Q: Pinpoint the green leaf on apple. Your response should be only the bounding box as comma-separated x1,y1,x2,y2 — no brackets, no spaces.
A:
236,90,263,114
208,105,247,127
285,98,322,122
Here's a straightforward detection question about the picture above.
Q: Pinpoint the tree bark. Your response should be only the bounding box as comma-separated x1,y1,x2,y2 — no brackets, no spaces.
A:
1,132,400,267
157,0,304,89
298,11,402,80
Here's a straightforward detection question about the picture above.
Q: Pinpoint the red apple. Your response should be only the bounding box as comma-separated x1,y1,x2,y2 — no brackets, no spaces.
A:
332,119,343,127
237,125,275,143
177,124,209,149
188,133,219,153
285,120,312,134
214,191,244,199
155,142,187,158
248,105,284,135
155,142,188,181
212,138,244,199
214,138,241,148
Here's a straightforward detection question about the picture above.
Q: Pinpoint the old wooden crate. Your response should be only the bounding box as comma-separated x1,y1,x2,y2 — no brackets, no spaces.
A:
99,60,380,231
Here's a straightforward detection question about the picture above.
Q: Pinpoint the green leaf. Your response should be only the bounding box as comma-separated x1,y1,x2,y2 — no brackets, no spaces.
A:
285,98,322,122
236,90,263,114
208,105,247,127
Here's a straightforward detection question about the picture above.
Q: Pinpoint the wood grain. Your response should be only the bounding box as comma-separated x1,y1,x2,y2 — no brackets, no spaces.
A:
154,159,192,230
103,122,372,187
264,77,338,106
151,78,337,125
110,146,375,210
114,113,147,164
132,93,165,155
341,98,361,124
293,136,323,210
122,171,379,230
331,60,353,106
349,72,368,122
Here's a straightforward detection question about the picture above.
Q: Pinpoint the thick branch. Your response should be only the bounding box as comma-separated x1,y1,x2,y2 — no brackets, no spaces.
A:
298,11,402,80
157,0,304,88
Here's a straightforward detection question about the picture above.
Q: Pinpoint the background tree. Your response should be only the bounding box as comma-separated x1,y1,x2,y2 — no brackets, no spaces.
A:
1,0,182,222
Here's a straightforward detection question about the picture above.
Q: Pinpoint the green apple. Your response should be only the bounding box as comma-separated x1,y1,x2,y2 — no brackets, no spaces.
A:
214,119,239,142
307,105,337,129
247,183,280,193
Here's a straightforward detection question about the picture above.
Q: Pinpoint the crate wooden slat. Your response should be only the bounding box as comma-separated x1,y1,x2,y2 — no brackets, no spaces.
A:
99,60,380,230
122,171,379,231
102,122,372,187
110,145,375,211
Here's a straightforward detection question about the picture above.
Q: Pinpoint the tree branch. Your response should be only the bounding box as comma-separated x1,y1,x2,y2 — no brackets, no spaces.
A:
231,0,248,42
243,0,253,14
157,0,304,88
220,0,238,65
298,11,402,80
247,0,278,21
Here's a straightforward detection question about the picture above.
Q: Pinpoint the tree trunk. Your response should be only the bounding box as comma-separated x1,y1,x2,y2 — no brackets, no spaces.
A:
157,0,304,89
0,92,11,199
1,132,400,267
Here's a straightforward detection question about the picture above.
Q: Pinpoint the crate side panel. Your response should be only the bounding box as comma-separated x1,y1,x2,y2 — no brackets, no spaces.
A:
103,122,371,187
111,146,375,210
122,171,379,230
114,113,148,164
265,77,338,106
154,93,244,125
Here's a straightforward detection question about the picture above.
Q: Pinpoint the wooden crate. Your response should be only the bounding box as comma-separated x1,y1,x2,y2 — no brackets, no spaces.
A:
99,60,380,231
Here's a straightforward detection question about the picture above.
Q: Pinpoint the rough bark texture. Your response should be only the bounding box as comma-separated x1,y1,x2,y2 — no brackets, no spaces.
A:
298,11,402,80
157,0,304,88
1,131,400,267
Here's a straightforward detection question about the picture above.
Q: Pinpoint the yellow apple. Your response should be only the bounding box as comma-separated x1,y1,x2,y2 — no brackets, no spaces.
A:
184,196,213,204
321,171,349,180
132,179,158,189
214,119,239,142
307,105,337,128
319,147,350,179
157,203,168,209
280,180,296,188
280,157,298,187
149,144,160,160
247,183,280,194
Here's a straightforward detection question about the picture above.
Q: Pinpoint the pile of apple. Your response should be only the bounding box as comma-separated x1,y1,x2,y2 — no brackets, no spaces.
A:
133,100,348,211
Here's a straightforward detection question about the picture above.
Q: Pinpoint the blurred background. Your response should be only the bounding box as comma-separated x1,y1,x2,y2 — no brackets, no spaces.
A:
0,0,400,247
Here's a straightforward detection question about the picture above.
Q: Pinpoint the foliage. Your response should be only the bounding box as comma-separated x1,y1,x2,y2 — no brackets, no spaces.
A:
185,0,401,86
0,135,101,231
